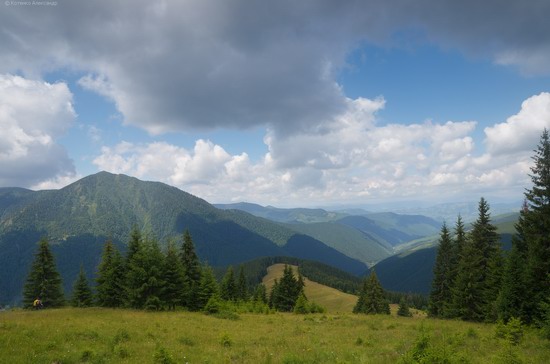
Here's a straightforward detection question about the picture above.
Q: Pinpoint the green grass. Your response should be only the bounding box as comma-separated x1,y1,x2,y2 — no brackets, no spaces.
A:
1,308,549,363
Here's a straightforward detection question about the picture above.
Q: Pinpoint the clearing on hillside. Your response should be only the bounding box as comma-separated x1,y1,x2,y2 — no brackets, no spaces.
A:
263,263,358,313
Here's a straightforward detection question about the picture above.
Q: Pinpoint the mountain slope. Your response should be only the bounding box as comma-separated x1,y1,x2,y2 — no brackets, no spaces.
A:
284,222,393,266
0,172,366,305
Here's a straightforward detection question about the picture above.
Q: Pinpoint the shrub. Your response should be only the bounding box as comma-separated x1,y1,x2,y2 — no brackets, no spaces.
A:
153,345,175,364
220,333,232,347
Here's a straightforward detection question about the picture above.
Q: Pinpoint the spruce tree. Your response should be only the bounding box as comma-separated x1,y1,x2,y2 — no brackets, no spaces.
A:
126,226,142,264
236,265,248,301
397,297,413,317
220,266,237,301
353,270,389,315
162,241,185,310
23,238,65,308
125,236,166,310
451,198,499,321
71,265,93,307
180,230,202,310
523,129,550,322
271,265,303,312
498,207,529,322
253,283,268,303
96,240,125,307
428,222,455,318
197,265,219,310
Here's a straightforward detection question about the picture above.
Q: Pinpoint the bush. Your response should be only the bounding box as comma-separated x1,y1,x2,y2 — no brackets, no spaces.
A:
496,317,523,346
153,345,175,364
220,333,232,347
204,296,222,314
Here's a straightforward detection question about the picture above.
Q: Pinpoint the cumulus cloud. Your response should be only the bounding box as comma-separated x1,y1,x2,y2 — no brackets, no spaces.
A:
1,0,549,137
90,93,543,205
484,92,550,154
0,74,76,187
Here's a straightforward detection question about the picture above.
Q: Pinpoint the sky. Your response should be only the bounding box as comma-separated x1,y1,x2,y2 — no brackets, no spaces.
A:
1,0,550,208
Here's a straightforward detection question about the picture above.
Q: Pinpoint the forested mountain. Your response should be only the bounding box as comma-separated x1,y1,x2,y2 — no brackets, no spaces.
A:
0,172,366,305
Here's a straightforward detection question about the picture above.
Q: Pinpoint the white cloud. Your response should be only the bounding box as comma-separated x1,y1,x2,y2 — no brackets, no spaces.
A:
0,74,76,187
89,94,544,206
484,92,550,154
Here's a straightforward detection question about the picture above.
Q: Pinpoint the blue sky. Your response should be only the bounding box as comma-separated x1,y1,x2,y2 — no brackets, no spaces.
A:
1,1,550,208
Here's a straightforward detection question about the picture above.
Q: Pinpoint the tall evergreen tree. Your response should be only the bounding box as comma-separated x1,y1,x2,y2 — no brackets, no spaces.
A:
96,240,125,307
253,283,268,304
125,236,166,310
220,266,237,301
162,241,185,310
451,198,499,321
23,238,65,308
236,265,249,301
71,265,93,307
428,222,455,317
269,265,304,312
523,129,550,322
126,226,142,264
498,204,529,322
197,265,219,310
353,270,389,315
180,230,202,310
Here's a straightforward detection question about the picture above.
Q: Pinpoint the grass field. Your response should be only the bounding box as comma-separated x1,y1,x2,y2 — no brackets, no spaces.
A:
1,307,549,363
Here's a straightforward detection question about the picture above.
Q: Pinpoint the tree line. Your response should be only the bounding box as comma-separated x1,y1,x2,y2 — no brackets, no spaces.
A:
429,129,550,328
22,229,323,313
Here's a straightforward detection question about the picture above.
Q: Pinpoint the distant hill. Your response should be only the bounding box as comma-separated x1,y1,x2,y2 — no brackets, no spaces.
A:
216,202,443,267
215,202,346,223
0,172,366,305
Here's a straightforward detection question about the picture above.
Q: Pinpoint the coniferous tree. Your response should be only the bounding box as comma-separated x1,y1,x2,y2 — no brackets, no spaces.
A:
428,222,455,318
126,226,142,264
236,265,248,301
125,236,165,310
197,265,219,310
498,217,529,321
270,265,304,312
353,270,389,315
451,215,467,283
253,283,268,304
220,266,237,301
269,279,280,308
71,265,93,307
293,293,309,314
162,241,185,310
96,240,125,307
451,198,499,321
523,129,550,322
397,297,413,317
23,238,65,308
180,230,202,310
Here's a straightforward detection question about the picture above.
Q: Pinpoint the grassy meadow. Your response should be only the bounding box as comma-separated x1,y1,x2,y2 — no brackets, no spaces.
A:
1,307,550,364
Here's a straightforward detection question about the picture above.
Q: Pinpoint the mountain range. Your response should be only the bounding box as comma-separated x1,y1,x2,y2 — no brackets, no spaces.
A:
0,172,367,304
0,171,519,305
